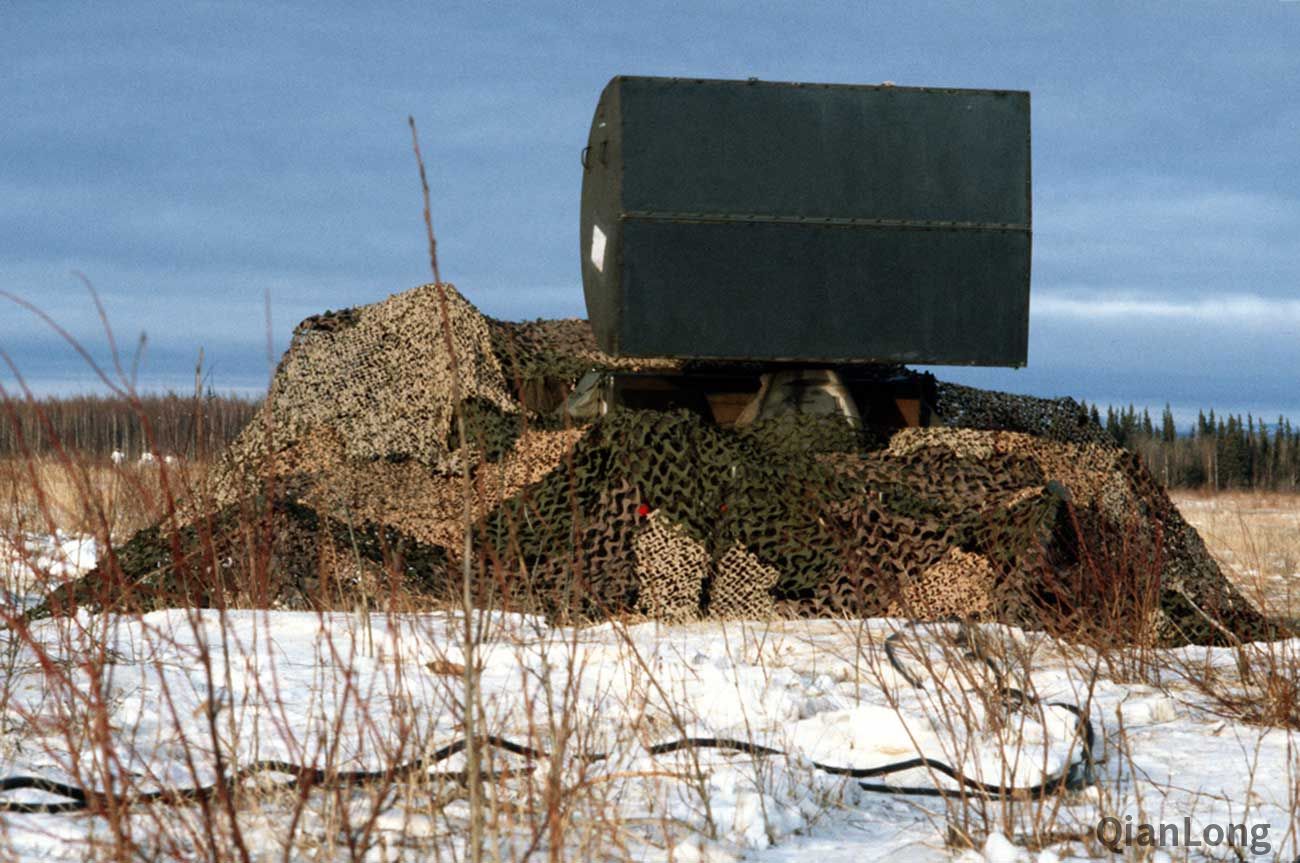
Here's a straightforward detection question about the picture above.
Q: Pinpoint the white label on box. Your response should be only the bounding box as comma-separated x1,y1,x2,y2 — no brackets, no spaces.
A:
590,225,607,272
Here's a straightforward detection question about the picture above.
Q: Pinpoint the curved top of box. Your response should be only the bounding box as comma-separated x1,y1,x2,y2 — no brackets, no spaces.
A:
580,76,1031,367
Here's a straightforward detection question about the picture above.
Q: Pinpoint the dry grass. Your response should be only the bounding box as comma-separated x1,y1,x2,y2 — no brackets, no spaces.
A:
0,453,207,540
1,204,1294,859
1,445,1299,860
1165,491,1300,736
1171,490,1300,620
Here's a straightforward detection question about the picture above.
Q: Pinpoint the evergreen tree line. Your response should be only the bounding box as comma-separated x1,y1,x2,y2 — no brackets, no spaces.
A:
1080,401,1300,492
0,392,261,461
4,389,1297,489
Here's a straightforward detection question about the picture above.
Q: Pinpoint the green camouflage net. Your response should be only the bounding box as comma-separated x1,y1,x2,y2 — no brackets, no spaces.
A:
472,409,1269,644
477,410,864,617
33,496,451,617
42,283,1277,646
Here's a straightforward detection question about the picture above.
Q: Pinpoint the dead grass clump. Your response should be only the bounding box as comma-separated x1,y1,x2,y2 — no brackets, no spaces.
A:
0,453,206,539
1172,490,1300,620
1163,492,1300,730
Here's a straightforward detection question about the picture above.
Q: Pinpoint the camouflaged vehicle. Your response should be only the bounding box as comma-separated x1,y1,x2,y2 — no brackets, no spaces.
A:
39,78,1274,647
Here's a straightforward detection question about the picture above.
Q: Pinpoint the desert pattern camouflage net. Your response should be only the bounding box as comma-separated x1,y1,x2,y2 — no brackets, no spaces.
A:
41,284,1274,646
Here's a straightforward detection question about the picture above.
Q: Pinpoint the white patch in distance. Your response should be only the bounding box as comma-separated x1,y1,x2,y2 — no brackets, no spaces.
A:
590,225,607,273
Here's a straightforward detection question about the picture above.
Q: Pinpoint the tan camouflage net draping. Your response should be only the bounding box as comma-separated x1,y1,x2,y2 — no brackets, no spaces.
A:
37,284,1274,646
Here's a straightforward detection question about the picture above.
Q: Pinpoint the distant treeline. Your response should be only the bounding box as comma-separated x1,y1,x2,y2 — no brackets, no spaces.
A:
1081,401,1300,492
0,392,262,460
4,389,1297,489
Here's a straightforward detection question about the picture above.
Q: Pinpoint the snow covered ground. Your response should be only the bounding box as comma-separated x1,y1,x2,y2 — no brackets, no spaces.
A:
0,533,97,609
0,537,1296,861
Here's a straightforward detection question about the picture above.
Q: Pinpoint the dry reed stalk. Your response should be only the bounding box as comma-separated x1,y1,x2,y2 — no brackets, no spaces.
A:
409,113,485,863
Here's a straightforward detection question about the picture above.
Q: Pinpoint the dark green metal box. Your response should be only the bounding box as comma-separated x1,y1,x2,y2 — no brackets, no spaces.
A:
579,76,1031,366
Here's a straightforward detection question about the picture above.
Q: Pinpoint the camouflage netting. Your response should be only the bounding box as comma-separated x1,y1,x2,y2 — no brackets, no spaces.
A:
41,495,450,616
36,283,1276,646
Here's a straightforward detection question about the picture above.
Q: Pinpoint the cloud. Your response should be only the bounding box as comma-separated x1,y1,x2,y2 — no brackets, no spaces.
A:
1034,181,1300,296
4,0,1297,406
1033,291,1300,327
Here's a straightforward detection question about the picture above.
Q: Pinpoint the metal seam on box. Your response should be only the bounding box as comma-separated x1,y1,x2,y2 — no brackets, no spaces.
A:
642,75,1030,99
620,211,1030,232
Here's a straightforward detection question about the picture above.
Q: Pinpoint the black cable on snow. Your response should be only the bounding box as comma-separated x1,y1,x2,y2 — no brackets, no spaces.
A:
0,622,1095,814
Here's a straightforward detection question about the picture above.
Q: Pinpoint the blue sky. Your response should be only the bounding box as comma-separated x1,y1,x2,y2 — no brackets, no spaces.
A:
3,1,1298,430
